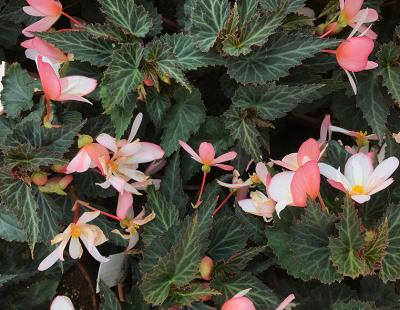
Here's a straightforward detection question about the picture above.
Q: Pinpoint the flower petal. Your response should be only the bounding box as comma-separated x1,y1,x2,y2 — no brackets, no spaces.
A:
109,175,126,193
117,191,133,219
78,211,100,224
351,194,371,203
213,151,238,164
179,140,202,163
268,171,294,205
255,162,271,187
128,113,143,143
214,163,235,171
117,142,142,157
273,153,299,171
319,114,332,143
291,160,320,206
22,16,59,37
96,133,118,153
21,37,67,63
336,36,375,72
297,138,320,166
199,142,216,165
38,247,60,271
66,149,91,174
345,152,374,187
50,296,75,310
126,142,164,164
353,8,378,23
26,0,62,16
23,6,46,16
59,76,97,100
368,178,394,196
68,237,82,259
36,56,61,100
80,235,109,263
366,157,399,191
343,0,363,20
275,294,295,310
319,163,351,191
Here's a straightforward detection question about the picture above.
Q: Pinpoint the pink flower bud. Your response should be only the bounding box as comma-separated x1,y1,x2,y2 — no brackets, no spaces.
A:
222,296,256,310
199,256,214,281
144,78,154,87
31,171,48,186
59,175,73,189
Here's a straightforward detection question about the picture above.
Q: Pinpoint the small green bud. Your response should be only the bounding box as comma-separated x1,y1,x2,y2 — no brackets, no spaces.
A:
77,135,93,148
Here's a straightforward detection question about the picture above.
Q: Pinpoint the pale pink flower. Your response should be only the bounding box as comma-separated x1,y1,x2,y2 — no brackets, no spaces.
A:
319,152,399,203
238,190,276,222
21,37,71,66
38,211,109,271
268,160,321,216
276,294,296,310
272,138,322,171
22,0,62,37
179,141,237,171
221,289,256,310
50,296,75,310
36,56,97,104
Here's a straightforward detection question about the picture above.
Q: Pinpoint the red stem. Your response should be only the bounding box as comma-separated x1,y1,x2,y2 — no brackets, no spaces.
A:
319,27,334,39
61,11,82,26
318,192,329,213
75,200,121,221
73,202,80,223
196,172,208,207
212,191,234,217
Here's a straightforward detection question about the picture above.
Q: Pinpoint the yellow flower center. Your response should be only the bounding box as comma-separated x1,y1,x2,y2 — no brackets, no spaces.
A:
71,224,81,238
250,173,261,184
128,223,140,234
355,131,368,148
351,185,365,195
109,160,119,172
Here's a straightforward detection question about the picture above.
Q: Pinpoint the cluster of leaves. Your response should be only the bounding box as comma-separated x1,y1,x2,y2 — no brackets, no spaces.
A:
1,0,400,309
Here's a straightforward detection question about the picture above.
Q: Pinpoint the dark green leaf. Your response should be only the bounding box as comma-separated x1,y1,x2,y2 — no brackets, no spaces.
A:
377,42,400,103
333,300,375,310
99,281,122,310
0,209,26,242
145,88,171,129
109,91,137,139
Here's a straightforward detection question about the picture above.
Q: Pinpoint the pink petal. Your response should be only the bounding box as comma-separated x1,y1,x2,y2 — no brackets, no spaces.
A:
128,142,164,164
36,56,61,100
23,6,46,16
22,16,59,37
353,8,378,23
85,143,110,173
275,294,295,310
368,178,394,195
319,115,331,143
327,179,348,192
117,191,133,219
357,25,378,40
214,163,235,171
343,0,363,20
77,211,100,224
291,160,320,207
179,140,202,163
57,94,93,104
297,138,320,166
272,153,299,171
128,113,143,143
26,0,62,16
199,142,216,165
339,0,345,10
365,61,378,70
66,149,91,173
221,296,256,310
50,296,75,310
21,37,68,63
109,175,126,193
336,36,375,72
96,133,118,153
255,162,271,187
213,151,237,164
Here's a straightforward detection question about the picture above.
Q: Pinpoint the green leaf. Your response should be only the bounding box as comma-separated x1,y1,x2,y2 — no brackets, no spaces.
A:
85,23,128,41
101,43,144,112
329,197,364,278
36,31,113,66
227,34,340,84
216,246,266,275
0,209,26,242
356,74,389,140
0,118,15,146
136,0,162,37
222,8,286,56
109,91,137,139
98,0,152,37
380,204,400,282
364,219,388,273
232,83,324,120
292,200,342,284
376,42,400,103
73,169,116,199
333,300,375,310
235,205,266,245
145,88,171,129
141,215,201,305
160,152,188,216
211,272,279,309
99,281,122,310
0,19,21,48
5,145,66,170
144,40,190,90
166,284,221,307
237,0,259,26
142,187,180,246
1,63,35,118
260,0,306,13
190,0,230,51
161,88,206,156
207,216,248,260
159,33,223,70
326,140,350,169
224,107,262,160
0,171,39,252
301,283,354,310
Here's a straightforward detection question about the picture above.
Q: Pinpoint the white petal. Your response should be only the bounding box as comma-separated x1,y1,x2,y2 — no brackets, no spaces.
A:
368,178,394,196
77,211,100,224
318,163,351,191
80,235,109,263
366,157,399,192
59,76,97,96
128,113,143,143
50,296,75,310
351,194,371,204
267,171,294,203
345,153,374,187
38,247,60,271
96,133,118,153
68,237,82,259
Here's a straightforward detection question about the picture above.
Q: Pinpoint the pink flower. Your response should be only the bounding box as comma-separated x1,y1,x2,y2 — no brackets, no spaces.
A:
319,152,399,203
38,211,109,271
268,160,320,216
179,141,237,171
22,0,63,37
273,138,322,171
276,294,296,310
21,37,71,66
238,191,276,221
66,135,110,174
36,56,97,104
50,296,75,310
221,289,256,310
339,0,378,39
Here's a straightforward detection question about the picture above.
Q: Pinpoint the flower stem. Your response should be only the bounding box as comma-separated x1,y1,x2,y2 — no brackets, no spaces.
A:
73,201,80,223
317,192,329,213
195,171,208,207
76,200,121,221
61,11,82,27
45,97,51,123
212,191,234,217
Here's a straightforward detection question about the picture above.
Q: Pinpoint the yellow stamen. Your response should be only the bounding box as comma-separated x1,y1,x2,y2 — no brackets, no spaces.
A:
70,224,81,238
109,160,119,172
250,173,261,184
351,185,365,195
128,223,140,234
355,131,368,148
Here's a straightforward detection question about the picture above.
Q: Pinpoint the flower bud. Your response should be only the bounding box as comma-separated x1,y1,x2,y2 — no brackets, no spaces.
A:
77,134,93,148
38,175,73,195
221,296,256,310
201,164,211,173
199,256,214,281
59,175,73,189
159,74,171,84
31,171,48,186
144,78,154,87
51,164,67,173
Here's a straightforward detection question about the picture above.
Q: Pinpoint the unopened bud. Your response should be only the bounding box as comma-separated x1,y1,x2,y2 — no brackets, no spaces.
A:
143,78,154,87
77,135,93,148
201,164,211,173
38,175,73,195
31,171,48,186
159,74,171,84
199,256,214,281
51,164,67,173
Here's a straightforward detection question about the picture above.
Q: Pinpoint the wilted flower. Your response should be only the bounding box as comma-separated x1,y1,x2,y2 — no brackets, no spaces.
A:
319,152,399,203
38,211,109,271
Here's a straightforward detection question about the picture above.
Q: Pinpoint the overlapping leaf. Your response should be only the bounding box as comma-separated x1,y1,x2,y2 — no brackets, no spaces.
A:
376,42,400,103
145,88,171,129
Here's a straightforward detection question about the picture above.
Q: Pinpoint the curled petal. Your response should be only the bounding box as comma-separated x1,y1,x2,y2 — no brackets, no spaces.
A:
66,149,91,174
297,138,320,166
291,160,320,207
36,56,61,100
80,235,109,263
336,37,375,72
117,191,133,219
21,37,68,63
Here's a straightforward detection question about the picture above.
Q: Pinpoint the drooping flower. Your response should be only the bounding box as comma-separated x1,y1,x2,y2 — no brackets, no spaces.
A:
268,160,321,216
222,289,256,310
238,190,276,221
22,0,63,37
319,152,399,203
272,138,322,171
38,211,109,271
179,141,237,172
50,296,75,310
21,37,71,67
37,56,97,104
66,135,110,174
